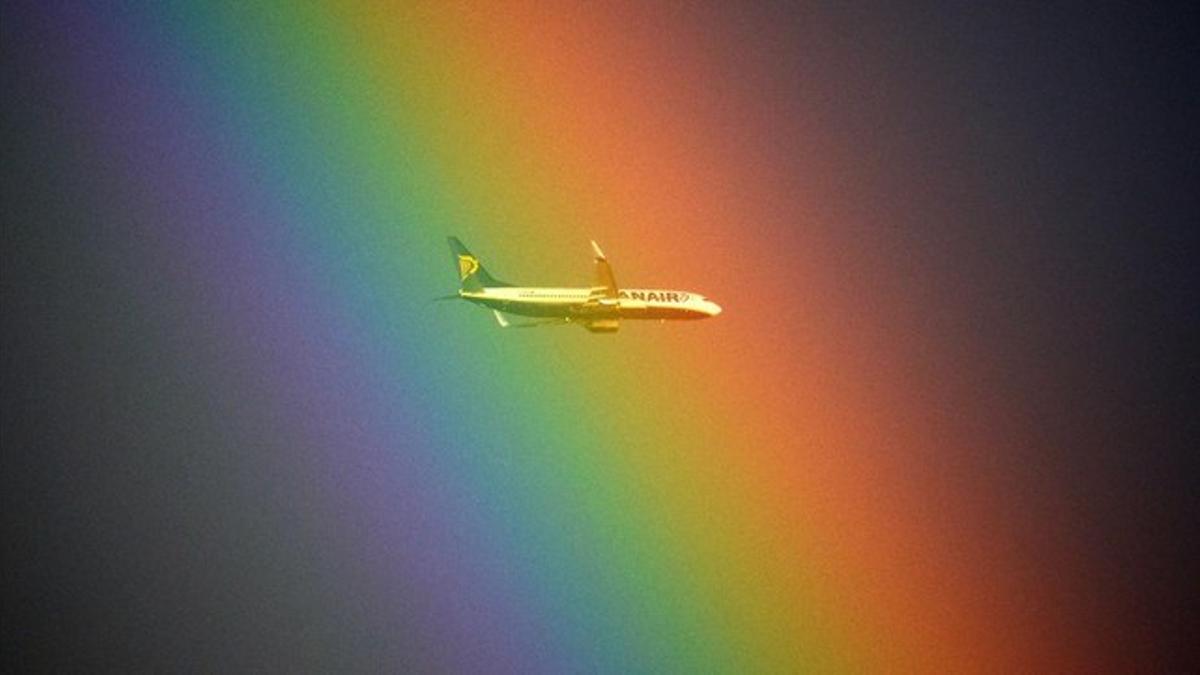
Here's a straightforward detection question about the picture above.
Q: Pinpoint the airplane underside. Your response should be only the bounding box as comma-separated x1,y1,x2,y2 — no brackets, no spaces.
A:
484,307,618,332
469,298,709,332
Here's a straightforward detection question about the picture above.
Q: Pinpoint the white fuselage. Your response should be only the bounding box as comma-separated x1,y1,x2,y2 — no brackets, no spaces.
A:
462,287,722,321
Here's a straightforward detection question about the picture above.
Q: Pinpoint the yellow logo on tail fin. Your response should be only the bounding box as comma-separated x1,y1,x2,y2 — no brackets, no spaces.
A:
457,254,480,280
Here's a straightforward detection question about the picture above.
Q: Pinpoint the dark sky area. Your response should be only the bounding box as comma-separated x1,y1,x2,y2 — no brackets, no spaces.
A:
3,2,1198,671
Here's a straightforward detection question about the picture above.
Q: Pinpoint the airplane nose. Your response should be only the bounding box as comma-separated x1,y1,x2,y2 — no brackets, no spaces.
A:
709,302,722,316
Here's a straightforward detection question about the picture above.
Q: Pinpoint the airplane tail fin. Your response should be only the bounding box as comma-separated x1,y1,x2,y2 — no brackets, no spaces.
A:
447,237,513,292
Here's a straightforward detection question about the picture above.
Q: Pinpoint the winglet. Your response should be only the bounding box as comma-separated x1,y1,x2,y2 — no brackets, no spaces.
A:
589,240,619,299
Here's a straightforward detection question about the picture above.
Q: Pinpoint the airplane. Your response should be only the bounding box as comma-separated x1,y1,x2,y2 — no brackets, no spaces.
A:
443,236,722,333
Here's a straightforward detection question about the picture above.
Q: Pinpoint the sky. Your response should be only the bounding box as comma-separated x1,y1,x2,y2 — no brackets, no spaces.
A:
3,2,1197,672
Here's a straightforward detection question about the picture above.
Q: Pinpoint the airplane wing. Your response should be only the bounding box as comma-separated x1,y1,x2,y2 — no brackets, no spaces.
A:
579,241,620,332
589,240,618,300
492,310,570,329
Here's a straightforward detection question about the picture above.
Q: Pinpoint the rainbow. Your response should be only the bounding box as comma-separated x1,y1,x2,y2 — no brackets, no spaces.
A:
16,3,1109,671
